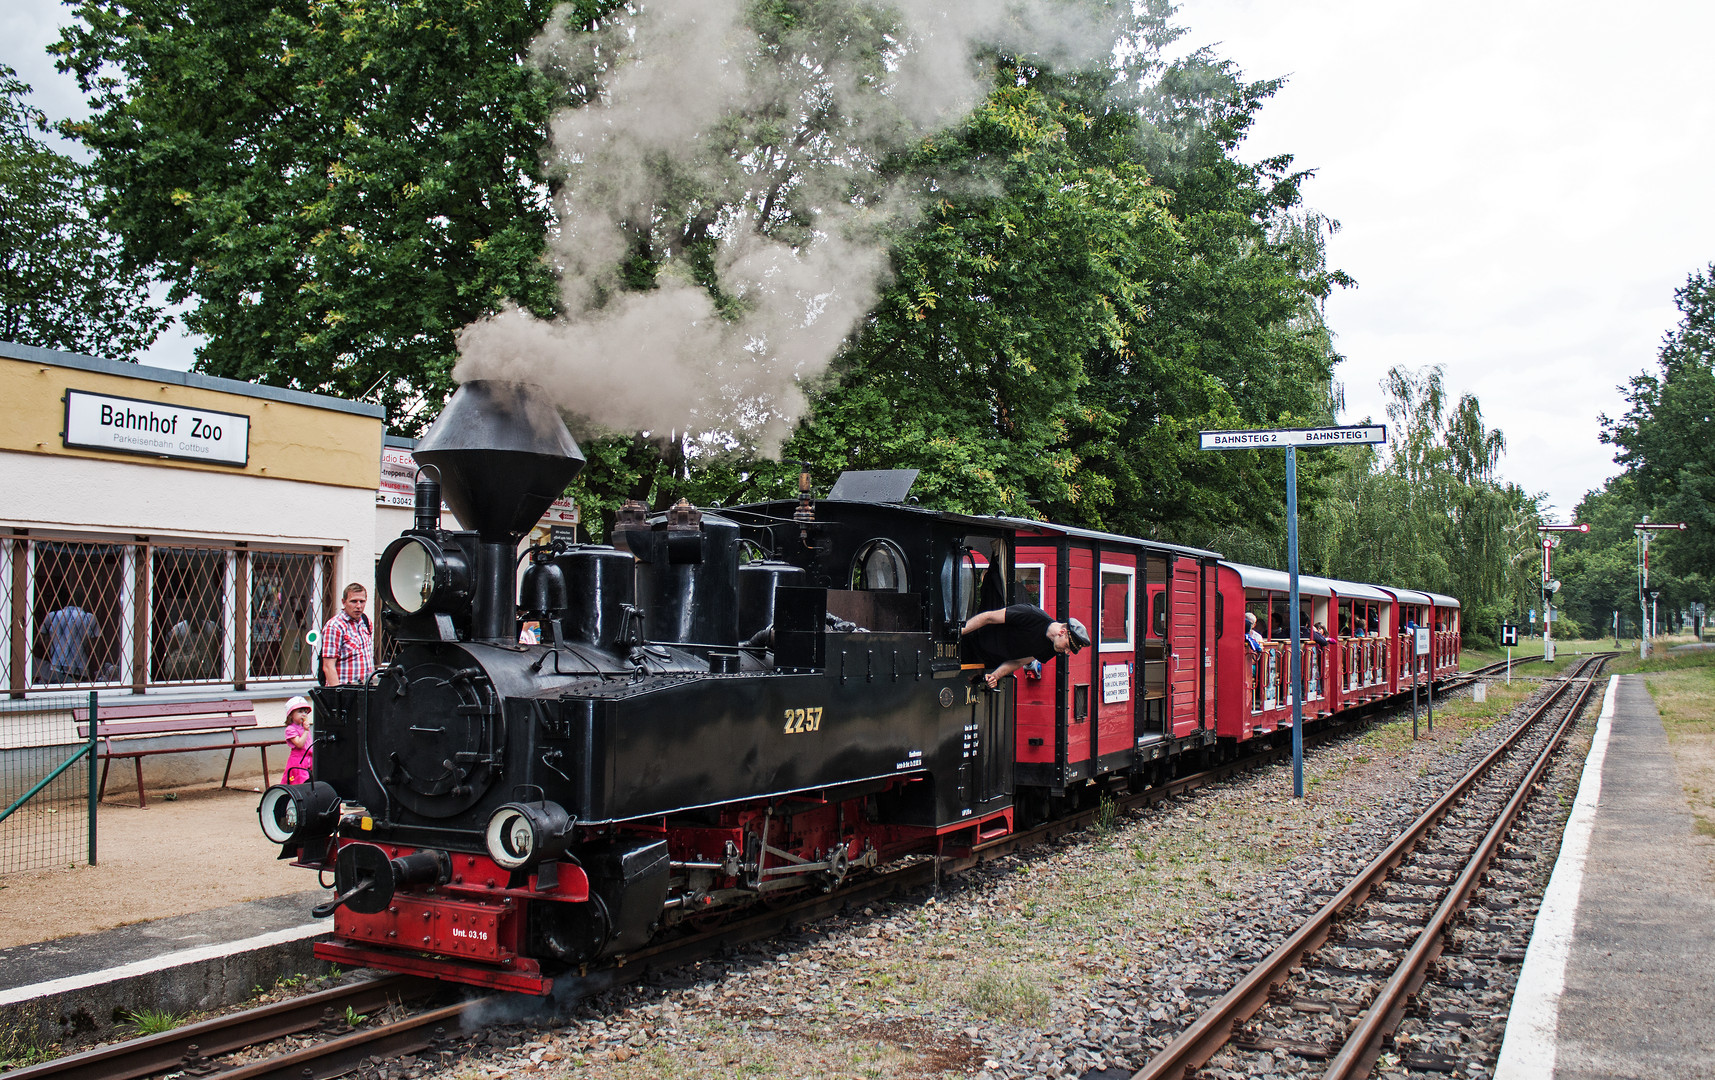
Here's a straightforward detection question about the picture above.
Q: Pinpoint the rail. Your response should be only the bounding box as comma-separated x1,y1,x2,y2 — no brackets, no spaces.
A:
1132,653,1608,1080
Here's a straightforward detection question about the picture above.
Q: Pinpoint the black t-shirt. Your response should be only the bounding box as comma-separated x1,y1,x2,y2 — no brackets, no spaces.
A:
964,604,1058,667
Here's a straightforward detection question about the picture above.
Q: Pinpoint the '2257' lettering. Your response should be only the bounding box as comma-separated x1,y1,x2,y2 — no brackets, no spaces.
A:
783,707,824,734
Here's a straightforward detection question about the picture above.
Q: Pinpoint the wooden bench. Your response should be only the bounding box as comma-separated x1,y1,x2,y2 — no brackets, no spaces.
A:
73,698,275,808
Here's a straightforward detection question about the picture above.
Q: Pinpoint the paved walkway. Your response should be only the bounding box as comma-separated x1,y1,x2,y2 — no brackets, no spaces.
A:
1497,674,1715,1079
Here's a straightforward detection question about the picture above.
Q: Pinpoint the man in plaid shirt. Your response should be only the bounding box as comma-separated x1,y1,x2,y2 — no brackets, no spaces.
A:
320,583,375,685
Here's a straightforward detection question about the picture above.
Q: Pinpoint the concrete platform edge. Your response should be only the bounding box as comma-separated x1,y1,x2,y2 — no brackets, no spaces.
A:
1492,673,1618,1080
0,923,330,1053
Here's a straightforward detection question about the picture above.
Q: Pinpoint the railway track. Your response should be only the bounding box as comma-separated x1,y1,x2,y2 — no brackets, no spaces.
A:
1132,653,1609,1080
5,658,1536,1080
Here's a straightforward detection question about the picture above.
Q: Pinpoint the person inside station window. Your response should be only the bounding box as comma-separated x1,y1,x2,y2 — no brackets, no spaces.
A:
42,596,100,683
959,541,1089,689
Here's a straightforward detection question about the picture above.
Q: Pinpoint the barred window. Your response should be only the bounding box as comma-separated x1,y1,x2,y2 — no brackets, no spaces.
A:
3,532,335,697
32,540,128,687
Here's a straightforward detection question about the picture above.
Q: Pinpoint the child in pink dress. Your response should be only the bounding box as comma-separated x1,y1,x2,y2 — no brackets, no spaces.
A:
283,695,314,783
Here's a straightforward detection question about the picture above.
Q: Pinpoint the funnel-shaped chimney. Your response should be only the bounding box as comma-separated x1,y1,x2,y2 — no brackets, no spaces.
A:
414,381,585,543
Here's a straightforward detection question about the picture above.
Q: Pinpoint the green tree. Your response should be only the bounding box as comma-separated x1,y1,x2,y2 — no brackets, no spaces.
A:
1301,366,1540,646
630,21,1352,540
1602,263,1715,578
0,64,164,358
53,0,591,429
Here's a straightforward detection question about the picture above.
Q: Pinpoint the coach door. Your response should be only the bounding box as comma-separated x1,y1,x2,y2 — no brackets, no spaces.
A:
1201,560,1218,730
1168,555,1202,738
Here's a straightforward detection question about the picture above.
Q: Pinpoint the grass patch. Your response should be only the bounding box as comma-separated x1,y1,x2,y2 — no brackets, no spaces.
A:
959,967,1051,1020
1635,650,1715,834
126,1009,181,1036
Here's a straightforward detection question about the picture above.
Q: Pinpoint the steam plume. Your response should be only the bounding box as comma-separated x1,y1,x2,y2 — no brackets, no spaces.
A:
454,0,1125,454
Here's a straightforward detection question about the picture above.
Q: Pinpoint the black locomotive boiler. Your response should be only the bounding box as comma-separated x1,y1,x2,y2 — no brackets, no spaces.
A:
259,381,1019,993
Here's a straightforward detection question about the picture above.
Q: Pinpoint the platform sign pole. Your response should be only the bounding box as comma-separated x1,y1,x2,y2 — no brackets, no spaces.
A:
1199,423,1387,798
1286,445,1303,797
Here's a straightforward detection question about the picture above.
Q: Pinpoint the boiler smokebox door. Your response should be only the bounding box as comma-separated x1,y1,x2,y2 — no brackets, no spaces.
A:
375,661,500,818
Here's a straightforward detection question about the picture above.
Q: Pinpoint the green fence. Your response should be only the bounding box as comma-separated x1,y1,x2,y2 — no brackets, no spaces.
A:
0,692,98,874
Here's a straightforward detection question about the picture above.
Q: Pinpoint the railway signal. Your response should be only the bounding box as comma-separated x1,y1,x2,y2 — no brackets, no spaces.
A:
1198,423,1388,797
1535,523,1587,663
1633,519,1689,657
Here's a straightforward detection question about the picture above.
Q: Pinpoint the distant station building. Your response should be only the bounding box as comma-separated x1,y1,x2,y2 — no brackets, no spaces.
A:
0,340,385,703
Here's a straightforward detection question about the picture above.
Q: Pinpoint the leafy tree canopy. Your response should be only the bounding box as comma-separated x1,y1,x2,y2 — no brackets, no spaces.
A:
0,64,164,358
1602,263,1715,576
53,0,599,429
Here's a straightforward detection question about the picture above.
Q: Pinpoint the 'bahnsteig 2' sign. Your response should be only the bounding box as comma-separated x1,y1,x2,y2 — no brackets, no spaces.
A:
1198,424,1386,450
63,388,251,467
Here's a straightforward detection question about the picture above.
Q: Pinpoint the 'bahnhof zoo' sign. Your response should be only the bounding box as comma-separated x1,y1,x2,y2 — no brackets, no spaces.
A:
64,388,251,466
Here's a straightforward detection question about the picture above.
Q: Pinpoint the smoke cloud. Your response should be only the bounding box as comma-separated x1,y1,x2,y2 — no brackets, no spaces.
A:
454,0,1125,454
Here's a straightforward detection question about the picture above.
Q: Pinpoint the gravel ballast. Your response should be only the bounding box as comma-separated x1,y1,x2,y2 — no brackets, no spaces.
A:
389,673,1596,1080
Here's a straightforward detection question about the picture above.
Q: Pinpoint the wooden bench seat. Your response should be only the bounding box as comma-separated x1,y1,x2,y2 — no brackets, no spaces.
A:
73,698,276,808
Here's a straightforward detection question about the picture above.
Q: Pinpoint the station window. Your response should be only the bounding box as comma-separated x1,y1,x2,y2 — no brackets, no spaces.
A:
3,532,333,695
851,539,909,592
1100,566,1134,650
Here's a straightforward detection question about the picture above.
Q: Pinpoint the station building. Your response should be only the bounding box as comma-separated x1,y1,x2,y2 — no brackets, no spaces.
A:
0,340,385,719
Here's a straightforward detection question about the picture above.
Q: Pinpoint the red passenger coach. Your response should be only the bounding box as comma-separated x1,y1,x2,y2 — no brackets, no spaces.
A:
1427,592,1461,676
1214,563,1337,738
1329,580,1395,706
995,521,1220,803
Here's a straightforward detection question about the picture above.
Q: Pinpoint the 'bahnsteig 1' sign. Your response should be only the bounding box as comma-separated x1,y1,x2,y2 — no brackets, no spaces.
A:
63,388,251,467
1197,424,1386,450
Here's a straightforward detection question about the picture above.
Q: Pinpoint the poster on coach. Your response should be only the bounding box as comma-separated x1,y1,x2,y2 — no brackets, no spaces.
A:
63,388,250,466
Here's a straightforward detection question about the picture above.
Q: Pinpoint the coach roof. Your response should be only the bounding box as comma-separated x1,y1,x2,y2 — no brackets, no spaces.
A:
1221,561,1335,598
992,517,1223,560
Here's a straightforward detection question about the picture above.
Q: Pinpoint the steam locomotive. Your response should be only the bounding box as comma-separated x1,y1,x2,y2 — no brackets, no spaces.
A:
258,380,1462,995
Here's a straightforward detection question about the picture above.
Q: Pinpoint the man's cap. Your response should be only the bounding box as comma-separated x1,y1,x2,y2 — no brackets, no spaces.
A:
1065,617,1091,653
285,695,313,718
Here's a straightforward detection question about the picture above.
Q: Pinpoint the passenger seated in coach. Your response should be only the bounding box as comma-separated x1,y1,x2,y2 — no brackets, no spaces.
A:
1311,622,1331,647
1244,612,1264,655
1269,612,1286,639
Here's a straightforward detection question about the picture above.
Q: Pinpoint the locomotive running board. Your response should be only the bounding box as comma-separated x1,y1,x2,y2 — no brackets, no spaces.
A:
315,940,552,995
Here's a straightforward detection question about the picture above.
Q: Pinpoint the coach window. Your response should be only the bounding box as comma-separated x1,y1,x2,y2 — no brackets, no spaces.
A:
851,539,909,592
1014,564,1043,607
1151,590,1168,638
1100,566,1134,651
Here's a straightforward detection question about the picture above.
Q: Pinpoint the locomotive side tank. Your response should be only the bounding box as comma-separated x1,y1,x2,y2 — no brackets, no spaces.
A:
259,382,1017,993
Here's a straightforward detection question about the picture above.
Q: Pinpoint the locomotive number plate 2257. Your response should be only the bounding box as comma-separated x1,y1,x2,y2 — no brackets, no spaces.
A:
783,707,825,734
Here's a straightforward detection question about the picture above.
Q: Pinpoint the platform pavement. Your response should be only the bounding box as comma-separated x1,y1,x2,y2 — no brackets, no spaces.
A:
0,891,331,1050
1496,673,1715,1080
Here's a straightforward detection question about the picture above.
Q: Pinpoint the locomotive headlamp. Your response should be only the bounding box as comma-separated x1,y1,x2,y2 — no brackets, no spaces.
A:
258,782,341,845
379,534,472,615
484,801,572,870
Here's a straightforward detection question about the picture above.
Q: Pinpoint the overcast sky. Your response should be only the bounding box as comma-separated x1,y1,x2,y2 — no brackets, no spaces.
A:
7,1,1714,519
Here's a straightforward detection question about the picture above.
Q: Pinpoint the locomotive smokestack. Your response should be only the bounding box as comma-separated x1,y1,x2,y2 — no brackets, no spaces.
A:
414,381,585,642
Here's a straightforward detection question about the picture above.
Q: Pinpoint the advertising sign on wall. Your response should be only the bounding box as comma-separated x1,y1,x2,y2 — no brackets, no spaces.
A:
63,389,250,466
